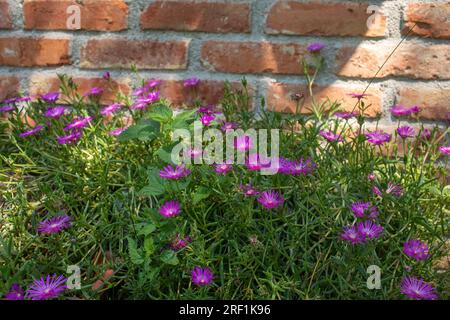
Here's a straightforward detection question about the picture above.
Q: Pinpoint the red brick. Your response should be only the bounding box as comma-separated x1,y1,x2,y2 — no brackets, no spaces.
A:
160,80,252,107
201,41,308,74
141,1,250,33
0,38,70,67
29,75,131,105
80,39,189,70
267,82,381,117
335,43,450,80
395,86,450,122
0,0,12,29
403,3,450,39
23,0,128,31
0,76,20,102
266,0,386,37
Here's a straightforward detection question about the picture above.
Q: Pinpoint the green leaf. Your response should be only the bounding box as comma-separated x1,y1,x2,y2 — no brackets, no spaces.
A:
144,237,155,257
138,184,164,197
127,237,144,265
147,103,173,123
171,110,196,129
160,250,179,266
156,147,174,164
118,119,160,142
193,187,211,205
138,167,166,196
138,223,156,236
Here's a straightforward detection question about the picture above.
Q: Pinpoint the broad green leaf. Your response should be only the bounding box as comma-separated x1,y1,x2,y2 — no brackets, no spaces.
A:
138,223,156,236
144,237,155,256
160,250,179,266
127,237,144,265
147,103,173,123
118,119,160,142
193,187,211,205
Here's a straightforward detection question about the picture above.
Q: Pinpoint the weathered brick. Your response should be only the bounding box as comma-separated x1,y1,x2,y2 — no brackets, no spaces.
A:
266,0,386,37
160,80,251,108
267,82,382,117
141,1,250,33
201,41,308,74
0,0,12,29
0,38,70,67
403,3,450,39
395,86,450,122
29,75,131,105
80,39,189,70
23,0,128,31
0,76,20,102
335,43,450,80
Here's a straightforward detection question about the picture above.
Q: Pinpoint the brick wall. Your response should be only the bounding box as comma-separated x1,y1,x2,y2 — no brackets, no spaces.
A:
0,0,449,128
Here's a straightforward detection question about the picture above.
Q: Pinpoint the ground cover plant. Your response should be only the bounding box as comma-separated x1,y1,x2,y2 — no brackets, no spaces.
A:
0,46,449,300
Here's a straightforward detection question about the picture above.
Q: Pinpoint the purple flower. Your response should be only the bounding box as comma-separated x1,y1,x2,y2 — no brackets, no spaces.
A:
439,145,450,155
197,105,217,115
184,77,201,87
136,91,160,105
0,105,15,113
307,42,326,53
341,225,365,245
286,158,316,175
350,202,379,220
386,182,404,197
145,78,161,89
200,114,215,126
37,215,72,234
420,128,431,140
184,147,203,159
109,127,127,136
221,122,238,132
26,274,67,300
240,184,259,197
170,234,191,251
357,221,383,240
102,71,111,80
159,200,181,218
319,130,342,142
57,131,82,145
403,240,430,261
400,277,438,300
191,267,214,286
40,92,60,103
101,103,122,116
365,130,391,145
159,165,191,180
214,163,233,174
397,126,415,139
19,125,44,138
257,190,284,209
64,116,92,131
347,93,371,100
235,136,253,152
290,93,305,101
84,87,104,97
44,106,66,119
245,154,271,171
4,284,24,300
334,111,358,119
390,105,420,117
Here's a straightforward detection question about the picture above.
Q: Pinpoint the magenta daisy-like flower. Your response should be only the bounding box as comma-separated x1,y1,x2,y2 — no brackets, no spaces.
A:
19,125,44,138
64,116,92,131
191,267,214,286
26,274,67,300
257,190,284,209
357,221,383,240
136,91,160,105
37,215,72,234
0,105,15,113
400,277,438,300
307,42,326,53
245,154,271,171
159,200,181,218
319,130,342,142
390,105,420,117
334,111,358,120
420,128,431,140
214,163,233,174
365,130,391,145
288,158,316,175
40,92,60,103
347,93,371,100
197,105,217,115
184,77,201,87
235,136,253,152
84,87,104,97
184,147,203,159
4,284,24,300
200,114,215,126
146,78,161,89
350,202,379,220
159,165,191,180
170,234,191,251
100,103,122,116
109,127,127,136
403,240,430,261
439,145,450,155
221,122,238,132
240,184,259,197
44,106,66,119
386,182,404,197
102,71,111,80
340,225,365,245
57,131,82,145
397,126,415,139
